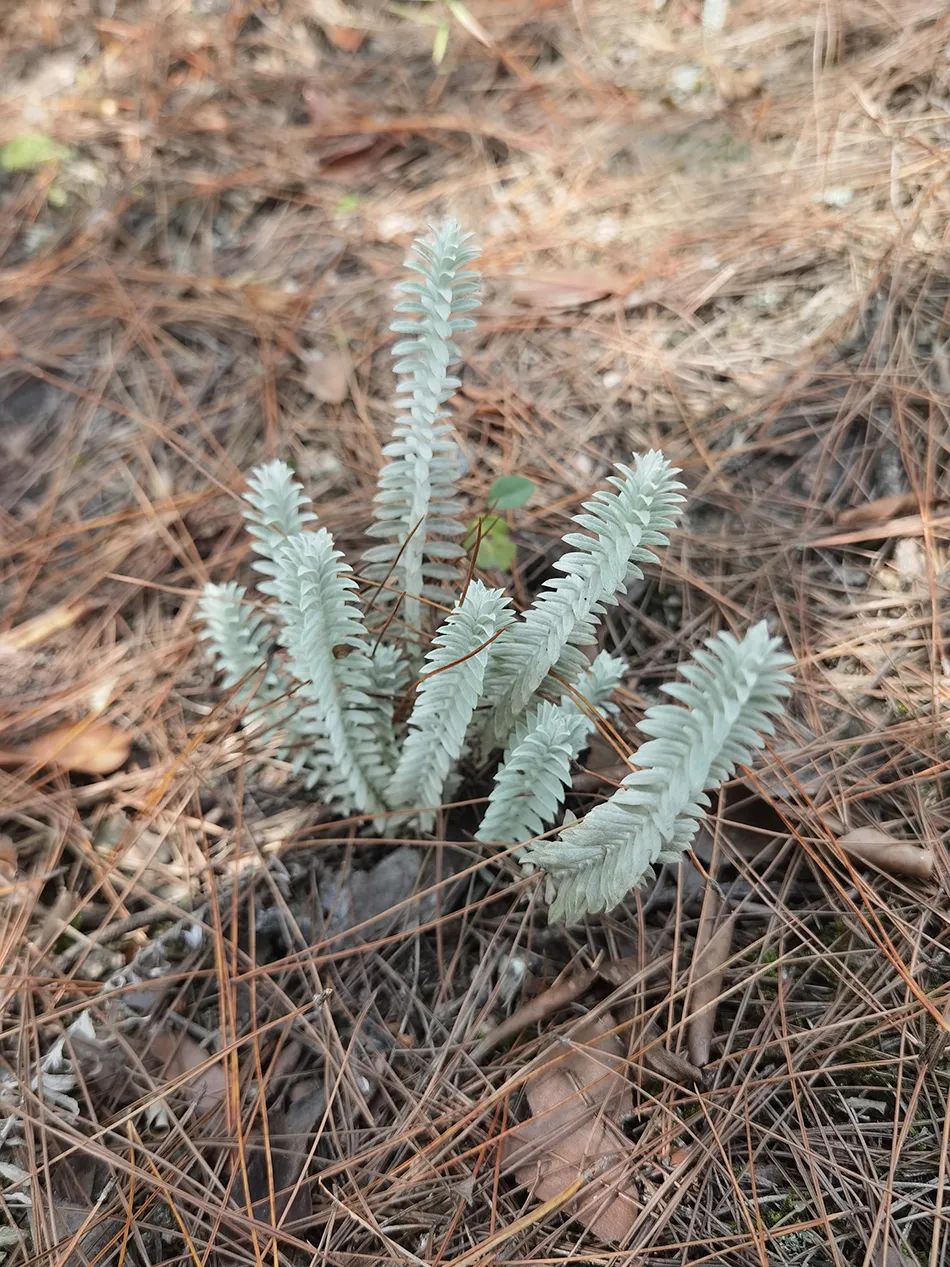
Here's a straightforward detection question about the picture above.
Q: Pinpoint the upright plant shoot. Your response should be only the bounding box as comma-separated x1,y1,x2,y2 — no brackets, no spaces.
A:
199,222,792,921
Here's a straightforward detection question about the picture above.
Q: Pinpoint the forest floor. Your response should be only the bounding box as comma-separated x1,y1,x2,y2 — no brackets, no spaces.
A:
1,2,948,1265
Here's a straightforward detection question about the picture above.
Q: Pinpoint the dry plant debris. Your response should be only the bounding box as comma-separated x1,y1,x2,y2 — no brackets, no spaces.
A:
836,825,936,881
0,717,131,776
503,1013,640,1242
1,0,948,1264
686,891,739,1068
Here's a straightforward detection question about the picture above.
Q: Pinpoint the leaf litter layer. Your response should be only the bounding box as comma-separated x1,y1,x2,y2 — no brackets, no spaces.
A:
1,2,948,1265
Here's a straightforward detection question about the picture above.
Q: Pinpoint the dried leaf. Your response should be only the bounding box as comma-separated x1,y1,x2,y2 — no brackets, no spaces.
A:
29,1152,116,1267
572,731,630,792
687,899,738,1068
472,970,597,1062
0,600,89,653
303,347,350,404
836,492,921,529
635,1019,702,1084
743,715,837,808
837,827,935,881
505,1013,639,1241
320,846,467,945
150,1028,227,1114
1,719,131,775
0,835,15,885
245,1078,326,1225
510,270,617,311
327,24,366,52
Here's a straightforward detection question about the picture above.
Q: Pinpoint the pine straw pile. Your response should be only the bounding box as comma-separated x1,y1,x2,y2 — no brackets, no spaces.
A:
1,2,948,1264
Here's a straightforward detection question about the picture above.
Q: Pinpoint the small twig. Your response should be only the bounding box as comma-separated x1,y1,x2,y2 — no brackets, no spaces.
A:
58,903,191,965
471,966,598,1062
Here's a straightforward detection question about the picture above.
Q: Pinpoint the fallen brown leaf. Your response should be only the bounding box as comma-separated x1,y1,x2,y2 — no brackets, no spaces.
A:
321,845,467,945
635,1019,702,1085
327,24,366,52
245,1078,326,1226
572,732,630,792
869,1241,919,1267
30,1153,118,1267
510,270,618,311
0,718,131,775
303,346,350,404
837,827,935,881
474,948,674,1063
591,952,699,1082
472,969,597,1062
687,895,738,1068
151,1028,227,1114
504,1013,639,1242
0,600,89,653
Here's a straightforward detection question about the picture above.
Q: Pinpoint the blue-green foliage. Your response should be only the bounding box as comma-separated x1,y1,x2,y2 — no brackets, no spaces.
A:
523,625,793,922
387,580,512,831
198,222,792,921
362,222,480,640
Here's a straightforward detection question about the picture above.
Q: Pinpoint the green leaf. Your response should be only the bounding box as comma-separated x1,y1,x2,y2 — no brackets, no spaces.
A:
334,192,361,217
466,515,516,571
1,133,73,173
488,474,536,510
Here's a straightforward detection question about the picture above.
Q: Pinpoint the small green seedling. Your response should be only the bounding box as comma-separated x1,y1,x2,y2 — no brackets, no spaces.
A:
465,474,536,572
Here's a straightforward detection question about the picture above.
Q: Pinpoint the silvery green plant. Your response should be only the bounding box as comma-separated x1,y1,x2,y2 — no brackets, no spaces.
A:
198,222,792,923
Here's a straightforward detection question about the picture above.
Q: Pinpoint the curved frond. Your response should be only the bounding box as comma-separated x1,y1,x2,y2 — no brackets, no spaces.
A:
243,459,317,597
386,580,512,830
363,222,481,636
477,652,625,844
365,643,409,776
524,622,792,922
475,702,583,844
482,451,685,747
197,581,273,706
196,581,329,788
505,650,626,754
272,530,388,814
